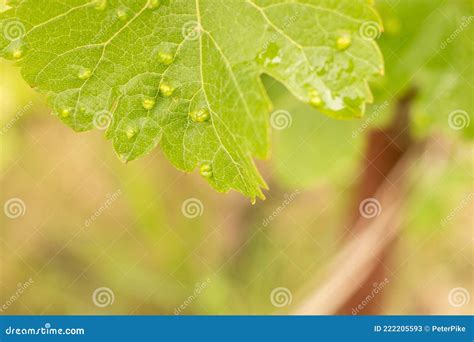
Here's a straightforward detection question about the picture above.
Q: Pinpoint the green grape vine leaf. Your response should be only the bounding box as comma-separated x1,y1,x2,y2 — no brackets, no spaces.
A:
0,0,383,200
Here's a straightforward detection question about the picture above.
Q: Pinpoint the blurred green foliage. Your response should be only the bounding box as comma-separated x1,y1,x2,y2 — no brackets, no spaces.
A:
374,0,473,139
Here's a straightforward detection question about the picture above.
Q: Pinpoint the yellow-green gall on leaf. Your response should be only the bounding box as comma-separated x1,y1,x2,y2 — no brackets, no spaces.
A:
78,68,92,80
200,164,212,178
158,51,173,65
12,49,22,59
142,98,156,110
126,127,138,139
94,0,107,10
190,108,210,123
309,89,323,108
148,0,161,9
60,108,71,118
336,34,352,51
116,9,128,21
159,83,174,97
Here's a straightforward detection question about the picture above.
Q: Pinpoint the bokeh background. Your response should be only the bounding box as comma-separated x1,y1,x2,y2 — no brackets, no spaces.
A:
1,0,473,315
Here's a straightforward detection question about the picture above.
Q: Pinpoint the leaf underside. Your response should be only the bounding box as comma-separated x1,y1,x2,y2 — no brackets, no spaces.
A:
0,0,383,200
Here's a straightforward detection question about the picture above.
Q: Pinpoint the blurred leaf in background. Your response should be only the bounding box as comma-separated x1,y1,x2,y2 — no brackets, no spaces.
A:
374,0,473,139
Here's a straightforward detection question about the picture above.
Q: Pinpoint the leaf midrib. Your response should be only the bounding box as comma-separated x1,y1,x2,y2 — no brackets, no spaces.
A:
195,0,253,194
